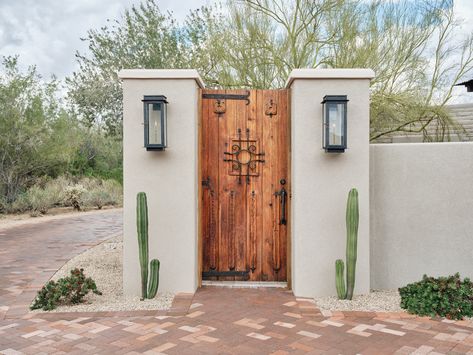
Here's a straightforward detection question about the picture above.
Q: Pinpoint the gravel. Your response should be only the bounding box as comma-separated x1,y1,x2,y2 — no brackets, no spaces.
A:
314,290,403,312
31,235,174,313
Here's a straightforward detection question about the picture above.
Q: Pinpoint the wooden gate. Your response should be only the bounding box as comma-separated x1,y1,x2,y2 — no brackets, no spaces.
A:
200,89,290,282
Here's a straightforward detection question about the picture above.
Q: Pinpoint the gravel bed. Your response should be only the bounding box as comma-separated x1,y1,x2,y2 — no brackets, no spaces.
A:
31,235,174,313
314,290,403,312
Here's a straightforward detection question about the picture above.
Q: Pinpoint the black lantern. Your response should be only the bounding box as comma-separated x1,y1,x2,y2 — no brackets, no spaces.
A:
322,95,348,153
143,95,168,151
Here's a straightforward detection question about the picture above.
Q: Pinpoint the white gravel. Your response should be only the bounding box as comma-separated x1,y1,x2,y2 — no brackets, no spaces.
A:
31,235,174,313
314,289,403,312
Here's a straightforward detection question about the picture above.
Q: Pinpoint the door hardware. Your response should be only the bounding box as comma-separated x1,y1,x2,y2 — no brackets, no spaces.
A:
275,179,287,225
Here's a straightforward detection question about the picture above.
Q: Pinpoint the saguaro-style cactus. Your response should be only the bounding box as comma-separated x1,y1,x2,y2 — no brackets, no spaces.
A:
335,259,346,299
345,188,359,300
334,188,359,300
137,192,160,300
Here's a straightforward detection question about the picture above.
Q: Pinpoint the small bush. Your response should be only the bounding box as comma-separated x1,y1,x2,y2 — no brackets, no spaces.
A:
30,268,102,311
25,186,56,216
399,273,473,320
65,184,87,211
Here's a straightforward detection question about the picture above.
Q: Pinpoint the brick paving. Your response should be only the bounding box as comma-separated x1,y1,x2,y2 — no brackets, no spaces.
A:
1,211,473,354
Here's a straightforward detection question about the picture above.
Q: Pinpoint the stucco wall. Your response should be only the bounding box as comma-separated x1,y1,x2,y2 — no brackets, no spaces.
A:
288,69,374,297
370,142,473,289
120,70,202,295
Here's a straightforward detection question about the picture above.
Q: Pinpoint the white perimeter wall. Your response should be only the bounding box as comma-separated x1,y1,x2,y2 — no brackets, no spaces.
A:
370,142,473,289
120,70,203,295
288,69,374,297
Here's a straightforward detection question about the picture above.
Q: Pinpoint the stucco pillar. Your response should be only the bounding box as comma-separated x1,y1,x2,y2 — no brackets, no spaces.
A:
286,69,375,297
118,69,204,295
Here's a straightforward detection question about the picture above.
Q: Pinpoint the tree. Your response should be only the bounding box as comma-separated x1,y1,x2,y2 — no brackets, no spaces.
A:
68,0,473,141
0,56,76,204
67,0,213,136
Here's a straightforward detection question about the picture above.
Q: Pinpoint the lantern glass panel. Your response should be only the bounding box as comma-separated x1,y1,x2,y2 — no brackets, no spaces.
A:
148,102,162,145
327,102,344,146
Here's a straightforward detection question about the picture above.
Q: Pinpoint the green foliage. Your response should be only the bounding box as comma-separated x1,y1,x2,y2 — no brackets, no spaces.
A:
136,192,160,299
30,268,102,311
399,273,473,320
0,56,75,204
334,188,359,300
68,0,473,141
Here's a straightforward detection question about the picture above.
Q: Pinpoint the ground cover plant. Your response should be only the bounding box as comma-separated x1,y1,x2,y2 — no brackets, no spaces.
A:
30,268,102,311
399,273,473,320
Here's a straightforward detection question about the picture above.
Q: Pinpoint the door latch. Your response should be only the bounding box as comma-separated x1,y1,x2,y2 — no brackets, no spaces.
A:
275,179,287,225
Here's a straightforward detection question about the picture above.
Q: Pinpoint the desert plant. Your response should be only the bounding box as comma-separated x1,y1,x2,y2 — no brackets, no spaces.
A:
24,186,56,216
83,189,111,209
399,273,473,320
30,268,102,311
65,184,87,211
335,188,359,300
137,192,160,299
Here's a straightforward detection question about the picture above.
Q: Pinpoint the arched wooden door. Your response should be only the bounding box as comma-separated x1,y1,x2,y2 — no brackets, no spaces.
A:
200,89,290,282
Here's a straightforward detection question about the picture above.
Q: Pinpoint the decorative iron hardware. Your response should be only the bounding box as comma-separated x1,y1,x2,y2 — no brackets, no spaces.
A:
213,99,226,116
265,98,277,118
202,91,251,105
223,128,265,184
201,176,211,188
275,179,287,225
202,270,250,279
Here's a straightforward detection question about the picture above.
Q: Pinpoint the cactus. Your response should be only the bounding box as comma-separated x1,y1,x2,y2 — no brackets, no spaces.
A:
334,188,359,300
136,192,160,299
335,259,346,299
345,188,359,300
148,259,160,298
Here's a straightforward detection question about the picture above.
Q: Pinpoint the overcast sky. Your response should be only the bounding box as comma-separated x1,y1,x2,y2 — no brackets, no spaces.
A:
0,0,472,102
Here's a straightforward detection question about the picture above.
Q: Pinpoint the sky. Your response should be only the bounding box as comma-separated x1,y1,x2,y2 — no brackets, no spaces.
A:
0,0,473,103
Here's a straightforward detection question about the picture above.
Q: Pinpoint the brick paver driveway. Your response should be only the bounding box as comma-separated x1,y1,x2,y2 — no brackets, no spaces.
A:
1,210,472,354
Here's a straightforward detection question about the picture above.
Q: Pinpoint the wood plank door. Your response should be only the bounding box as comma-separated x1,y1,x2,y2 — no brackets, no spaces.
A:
201,89,290,282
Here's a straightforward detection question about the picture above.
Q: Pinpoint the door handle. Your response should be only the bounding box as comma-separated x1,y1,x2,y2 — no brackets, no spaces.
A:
275,179,287,225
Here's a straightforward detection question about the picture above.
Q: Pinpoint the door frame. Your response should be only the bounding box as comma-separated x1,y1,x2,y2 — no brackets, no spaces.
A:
197,88,292,288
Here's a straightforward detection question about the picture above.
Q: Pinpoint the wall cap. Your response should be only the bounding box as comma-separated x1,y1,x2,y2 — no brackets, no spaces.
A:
285,68,375,88
118,69,205,88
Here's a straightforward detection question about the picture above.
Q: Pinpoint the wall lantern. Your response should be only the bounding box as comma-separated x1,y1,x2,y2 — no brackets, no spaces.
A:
322,95,348,153
143,95,168,151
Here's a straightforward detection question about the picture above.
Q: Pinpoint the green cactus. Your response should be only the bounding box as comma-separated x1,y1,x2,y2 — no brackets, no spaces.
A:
335,259,346,299
148,259,160,298
334,188,359,300
136,192,160,300
345,188,359,300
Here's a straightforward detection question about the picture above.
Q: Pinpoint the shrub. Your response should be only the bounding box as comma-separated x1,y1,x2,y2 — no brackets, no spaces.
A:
399,273,473,320
83,179,122,209
64,184,87,211
24,186,56,216
83,189,111,209
30,268,102,311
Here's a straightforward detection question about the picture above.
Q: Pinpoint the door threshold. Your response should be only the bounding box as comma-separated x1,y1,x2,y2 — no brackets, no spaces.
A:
202,281,288,288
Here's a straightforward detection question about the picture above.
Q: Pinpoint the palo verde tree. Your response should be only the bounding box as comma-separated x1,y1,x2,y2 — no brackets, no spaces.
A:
68,0,473,141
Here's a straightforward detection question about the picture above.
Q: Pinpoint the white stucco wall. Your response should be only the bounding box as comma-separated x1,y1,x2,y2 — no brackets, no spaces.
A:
370,142,473,289
288,69,374,297
119,69,203,295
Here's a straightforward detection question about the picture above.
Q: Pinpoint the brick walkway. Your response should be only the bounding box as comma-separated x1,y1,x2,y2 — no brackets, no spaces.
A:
1,211,473,354
0,210,123,319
